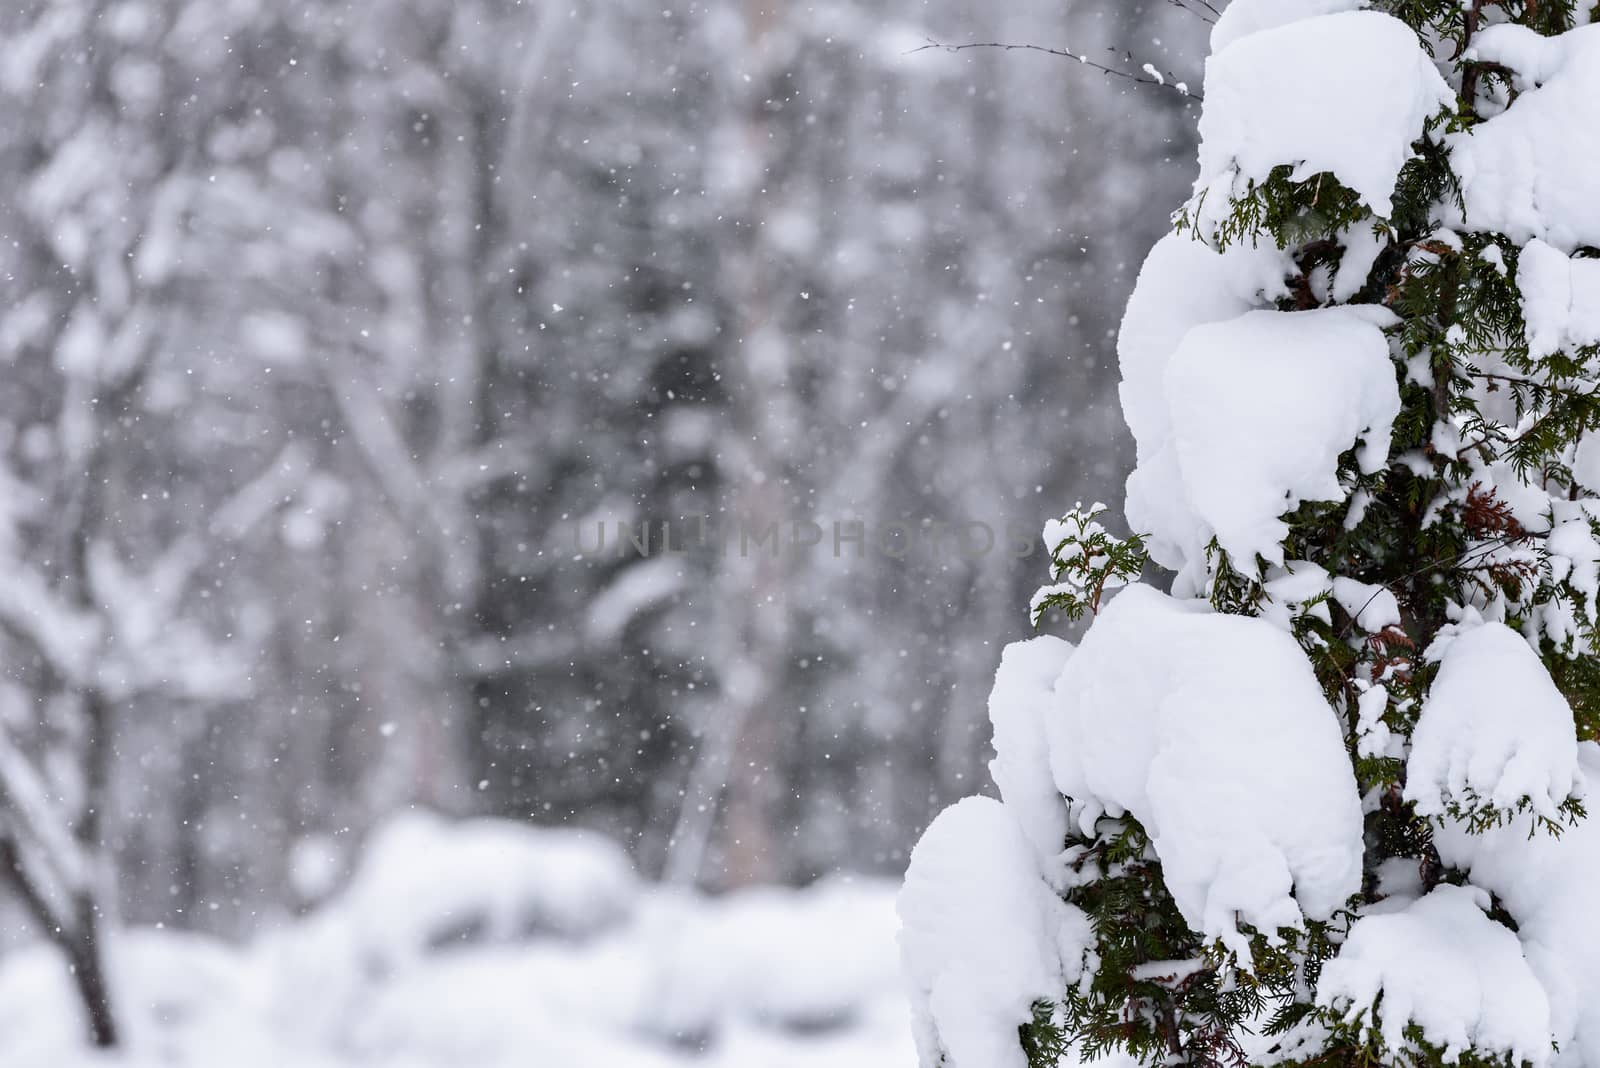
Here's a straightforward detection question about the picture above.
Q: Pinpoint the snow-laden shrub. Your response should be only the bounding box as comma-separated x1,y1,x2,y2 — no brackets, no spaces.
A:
331,810,639,968
901,3,1600,1067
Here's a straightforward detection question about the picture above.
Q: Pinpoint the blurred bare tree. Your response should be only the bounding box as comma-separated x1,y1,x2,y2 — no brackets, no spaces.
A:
0,0,1206,1043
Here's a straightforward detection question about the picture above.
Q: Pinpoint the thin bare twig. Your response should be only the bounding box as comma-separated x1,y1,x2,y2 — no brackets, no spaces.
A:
1467,369,1600,403
1166,0,1221,20
908,38,1202,102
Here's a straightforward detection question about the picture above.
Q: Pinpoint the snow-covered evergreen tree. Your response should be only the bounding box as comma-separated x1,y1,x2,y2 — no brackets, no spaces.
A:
900,2,1600,1066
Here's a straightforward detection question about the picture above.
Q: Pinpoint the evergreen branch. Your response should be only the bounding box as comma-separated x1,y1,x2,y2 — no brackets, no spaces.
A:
1466,370,1600,403
1337,532,1531,641
909,39,1202,102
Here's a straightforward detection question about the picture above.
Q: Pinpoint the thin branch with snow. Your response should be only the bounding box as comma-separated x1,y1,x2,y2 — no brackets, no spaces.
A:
907,38,1200,101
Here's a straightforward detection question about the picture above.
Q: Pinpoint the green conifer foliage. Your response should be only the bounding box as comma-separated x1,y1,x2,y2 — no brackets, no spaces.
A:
1004,4,1600,1066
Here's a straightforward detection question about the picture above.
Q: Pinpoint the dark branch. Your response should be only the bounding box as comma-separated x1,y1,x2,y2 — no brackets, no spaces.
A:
1166,0,1221,20
1466,370,1600,402
0,834,65,936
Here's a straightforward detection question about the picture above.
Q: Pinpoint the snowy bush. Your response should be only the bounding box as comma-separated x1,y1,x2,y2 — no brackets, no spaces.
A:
901,3,1600,1067
0,858,912,1068
635,877,902,1044
327,810,639,969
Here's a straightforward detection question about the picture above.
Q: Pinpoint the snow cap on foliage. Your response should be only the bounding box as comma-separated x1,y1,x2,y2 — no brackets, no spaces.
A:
1118,233,1292,457
1119,233,1292,575
1575,437,1600,494
1452,23,1600,250
1518,238,1600,360
1208,0,1368,54
1045,585,1363,961
1331,575,1401,633
1435,743,1600,1068
1192,11,1452,233
987,636,1074,869
1149,305,1400,572
1406,620,1583,822
1330,219,1391,302
1541,498,1600,648
1317,884,1553,1066
898,796,1093,1068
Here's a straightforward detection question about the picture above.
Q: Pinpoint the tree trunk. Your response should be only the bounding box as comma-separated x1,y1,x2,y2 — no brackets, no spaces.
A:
61,903,118,1049
0,837,119,1048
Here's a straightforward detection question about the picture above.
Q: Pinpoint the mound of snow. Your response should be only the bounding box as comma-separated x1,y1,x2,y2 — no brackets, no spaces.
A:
898,797,1092,1068
1209,0,1369,54
1318,884,1551,1066
1435,743,1600,1068
0,930,298,1068
1046,585,1363,960
1406,621,1583,822
987,635,1074,867
1137,305,1399,573
333,810,639,966
1541,498,1600,647
1118,234,1292,458
1518,238,1600,360
1193,11,1452,233
1452,24,1600,250
1118,233,1292,577
0,843,911,1068
638,878,902,1042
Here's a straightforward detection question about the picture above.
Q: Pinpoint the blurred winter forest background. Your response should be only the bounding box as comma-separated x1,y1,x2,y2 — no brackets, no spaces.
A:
0,0,1207,1060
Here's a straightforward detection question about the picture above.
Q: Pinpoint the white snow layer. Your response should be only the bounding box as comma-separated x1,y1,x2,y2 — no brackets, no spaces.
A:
1331,575,1402,632
1136,305,1399,573
333,810,639,967
987,635,1074,869
1193,11,1452,232
1118,232,1292,576
0,816,914,1068
1331,219,1390,302
1118,233,1291,458
1045,585,1363,960
1317,884,1552,1066
1518,238,1600,360
1208,0,1368,55
897,797,1092,1068
1435,743,1600,1068
1405,621,1584,822
1452,24,1600,250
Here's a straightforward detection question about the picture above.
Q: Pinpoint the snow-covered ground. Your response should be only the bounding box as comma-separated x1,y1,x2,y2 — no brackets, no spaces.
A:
0,813,914,1067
